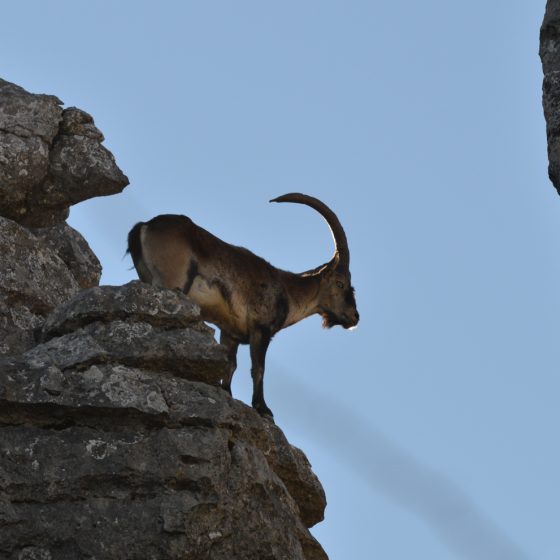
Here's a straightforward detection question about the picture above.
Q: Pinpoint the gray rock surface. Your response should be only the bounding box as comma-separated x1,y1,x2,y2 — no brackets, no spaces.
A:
0,216,101,356
0,283,327,560
0,216,81,355
541,1,560,194
30,222,102,290
0,79,116,356
0,78,328,559
0,79,128,226
42,282,205,338
28,284,228,385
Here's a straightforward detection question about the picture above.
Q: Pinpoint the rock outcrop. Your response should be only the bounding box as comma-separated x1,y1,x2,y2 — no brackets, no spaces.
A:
0,79,327,559
0,78,126,356
541,0,560,194
0,79,128,227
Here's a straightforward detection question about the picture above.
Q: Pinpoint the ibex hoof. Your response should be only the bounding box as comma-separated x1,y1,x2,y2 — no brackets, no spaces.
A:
253,401,274,419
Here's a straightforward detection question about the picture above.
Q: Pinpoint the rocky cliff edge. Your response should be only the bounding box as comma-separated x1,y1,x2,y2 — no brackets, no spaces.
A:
0,78,327,560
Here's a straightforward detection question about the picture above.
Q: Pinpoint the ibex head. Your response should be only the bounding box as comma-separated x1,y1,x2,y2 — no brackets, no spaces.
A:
270,193,359,330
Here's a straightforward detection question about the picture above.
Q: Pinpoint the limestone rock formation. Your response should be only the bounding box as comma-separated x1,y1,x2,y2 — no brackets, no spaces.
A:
0,283,326,560
0,79,129,227
0,78,126,356
0,78,328,559
541,0,560,194
0,217,100,356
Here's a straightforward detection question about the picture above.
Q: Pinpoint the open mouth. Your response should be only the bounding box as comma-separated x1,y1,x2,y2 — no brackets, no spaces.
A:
321,311,358,330
321,311,338,329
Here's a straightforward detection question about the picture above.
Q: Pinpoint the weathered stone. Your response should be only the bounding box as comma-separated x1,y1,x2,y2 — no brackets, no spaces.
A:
42,282,205,339
0,355,327,559
541,2,560,194
17,547,52,560
260,422,327,527
1,491,323,560
0,217,79,311
0,216,82,355
0,132,50,202
37,133,128,209
0,79,62,142
0,359,327,531
0,218,101,356
58,107,104,141
27,320,227,384
0,425,229,501
30,222,101,289
0,361,174,420
0,79,62,224
0,77,328,559
0,78,128,226
0,299,43,356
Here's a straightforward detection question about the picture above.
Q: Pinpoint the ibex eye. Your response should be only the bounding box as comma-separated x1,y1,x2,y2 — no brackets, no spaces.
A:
336,281,344,289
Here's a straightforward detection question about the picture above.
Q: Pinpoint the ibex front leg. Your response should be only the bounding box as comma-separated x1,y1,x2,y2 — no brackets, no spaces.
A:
249,327,273,418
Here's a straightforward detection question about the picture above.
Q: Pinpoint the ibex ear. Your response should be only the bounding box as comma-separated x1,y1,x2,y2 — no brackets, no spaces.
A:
325,253,341,274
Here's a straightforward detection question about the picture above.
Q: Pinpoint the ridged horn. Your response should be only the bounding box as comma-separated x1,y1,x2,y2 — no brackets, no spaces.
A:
270,193,350,269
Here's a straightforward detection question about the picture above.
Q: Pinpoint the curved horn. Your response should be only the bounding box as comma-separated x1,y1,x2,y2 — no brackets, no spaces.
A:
270,193,350,269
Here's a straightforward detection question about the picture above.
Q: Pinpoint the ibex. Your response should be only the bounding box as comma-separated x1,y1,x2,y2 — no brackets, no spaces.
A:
127,193,359,417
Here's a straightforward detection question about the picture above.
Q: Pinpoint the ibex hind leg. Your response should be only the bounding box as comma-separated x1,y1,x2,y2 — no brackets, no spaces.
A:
141,260,169,289
134,258,154,285
220,331,239,396
140,226,190,290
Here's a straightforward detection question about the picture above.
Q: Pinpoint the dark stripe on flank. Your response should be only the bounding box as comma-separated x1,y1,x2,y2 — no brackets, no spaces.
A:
183,260,199,294
212,278,232,306
274,294,289,330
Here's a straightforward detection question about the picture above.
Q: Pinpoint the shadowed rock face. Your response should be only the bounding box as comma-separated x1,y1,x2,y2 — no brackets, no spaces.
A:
541,1,560,194
0,79,328,559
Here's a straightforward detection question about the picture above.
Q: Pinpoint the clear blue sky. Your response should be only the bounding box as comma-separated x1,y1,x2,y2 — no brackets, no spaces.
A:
2,2,558,558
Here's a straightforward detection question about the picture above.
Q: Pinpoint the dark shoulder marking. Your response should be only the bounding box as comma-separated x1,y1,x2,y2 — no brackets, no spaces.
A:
273,294,290,331
183,259,199,295
211,278,233,306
